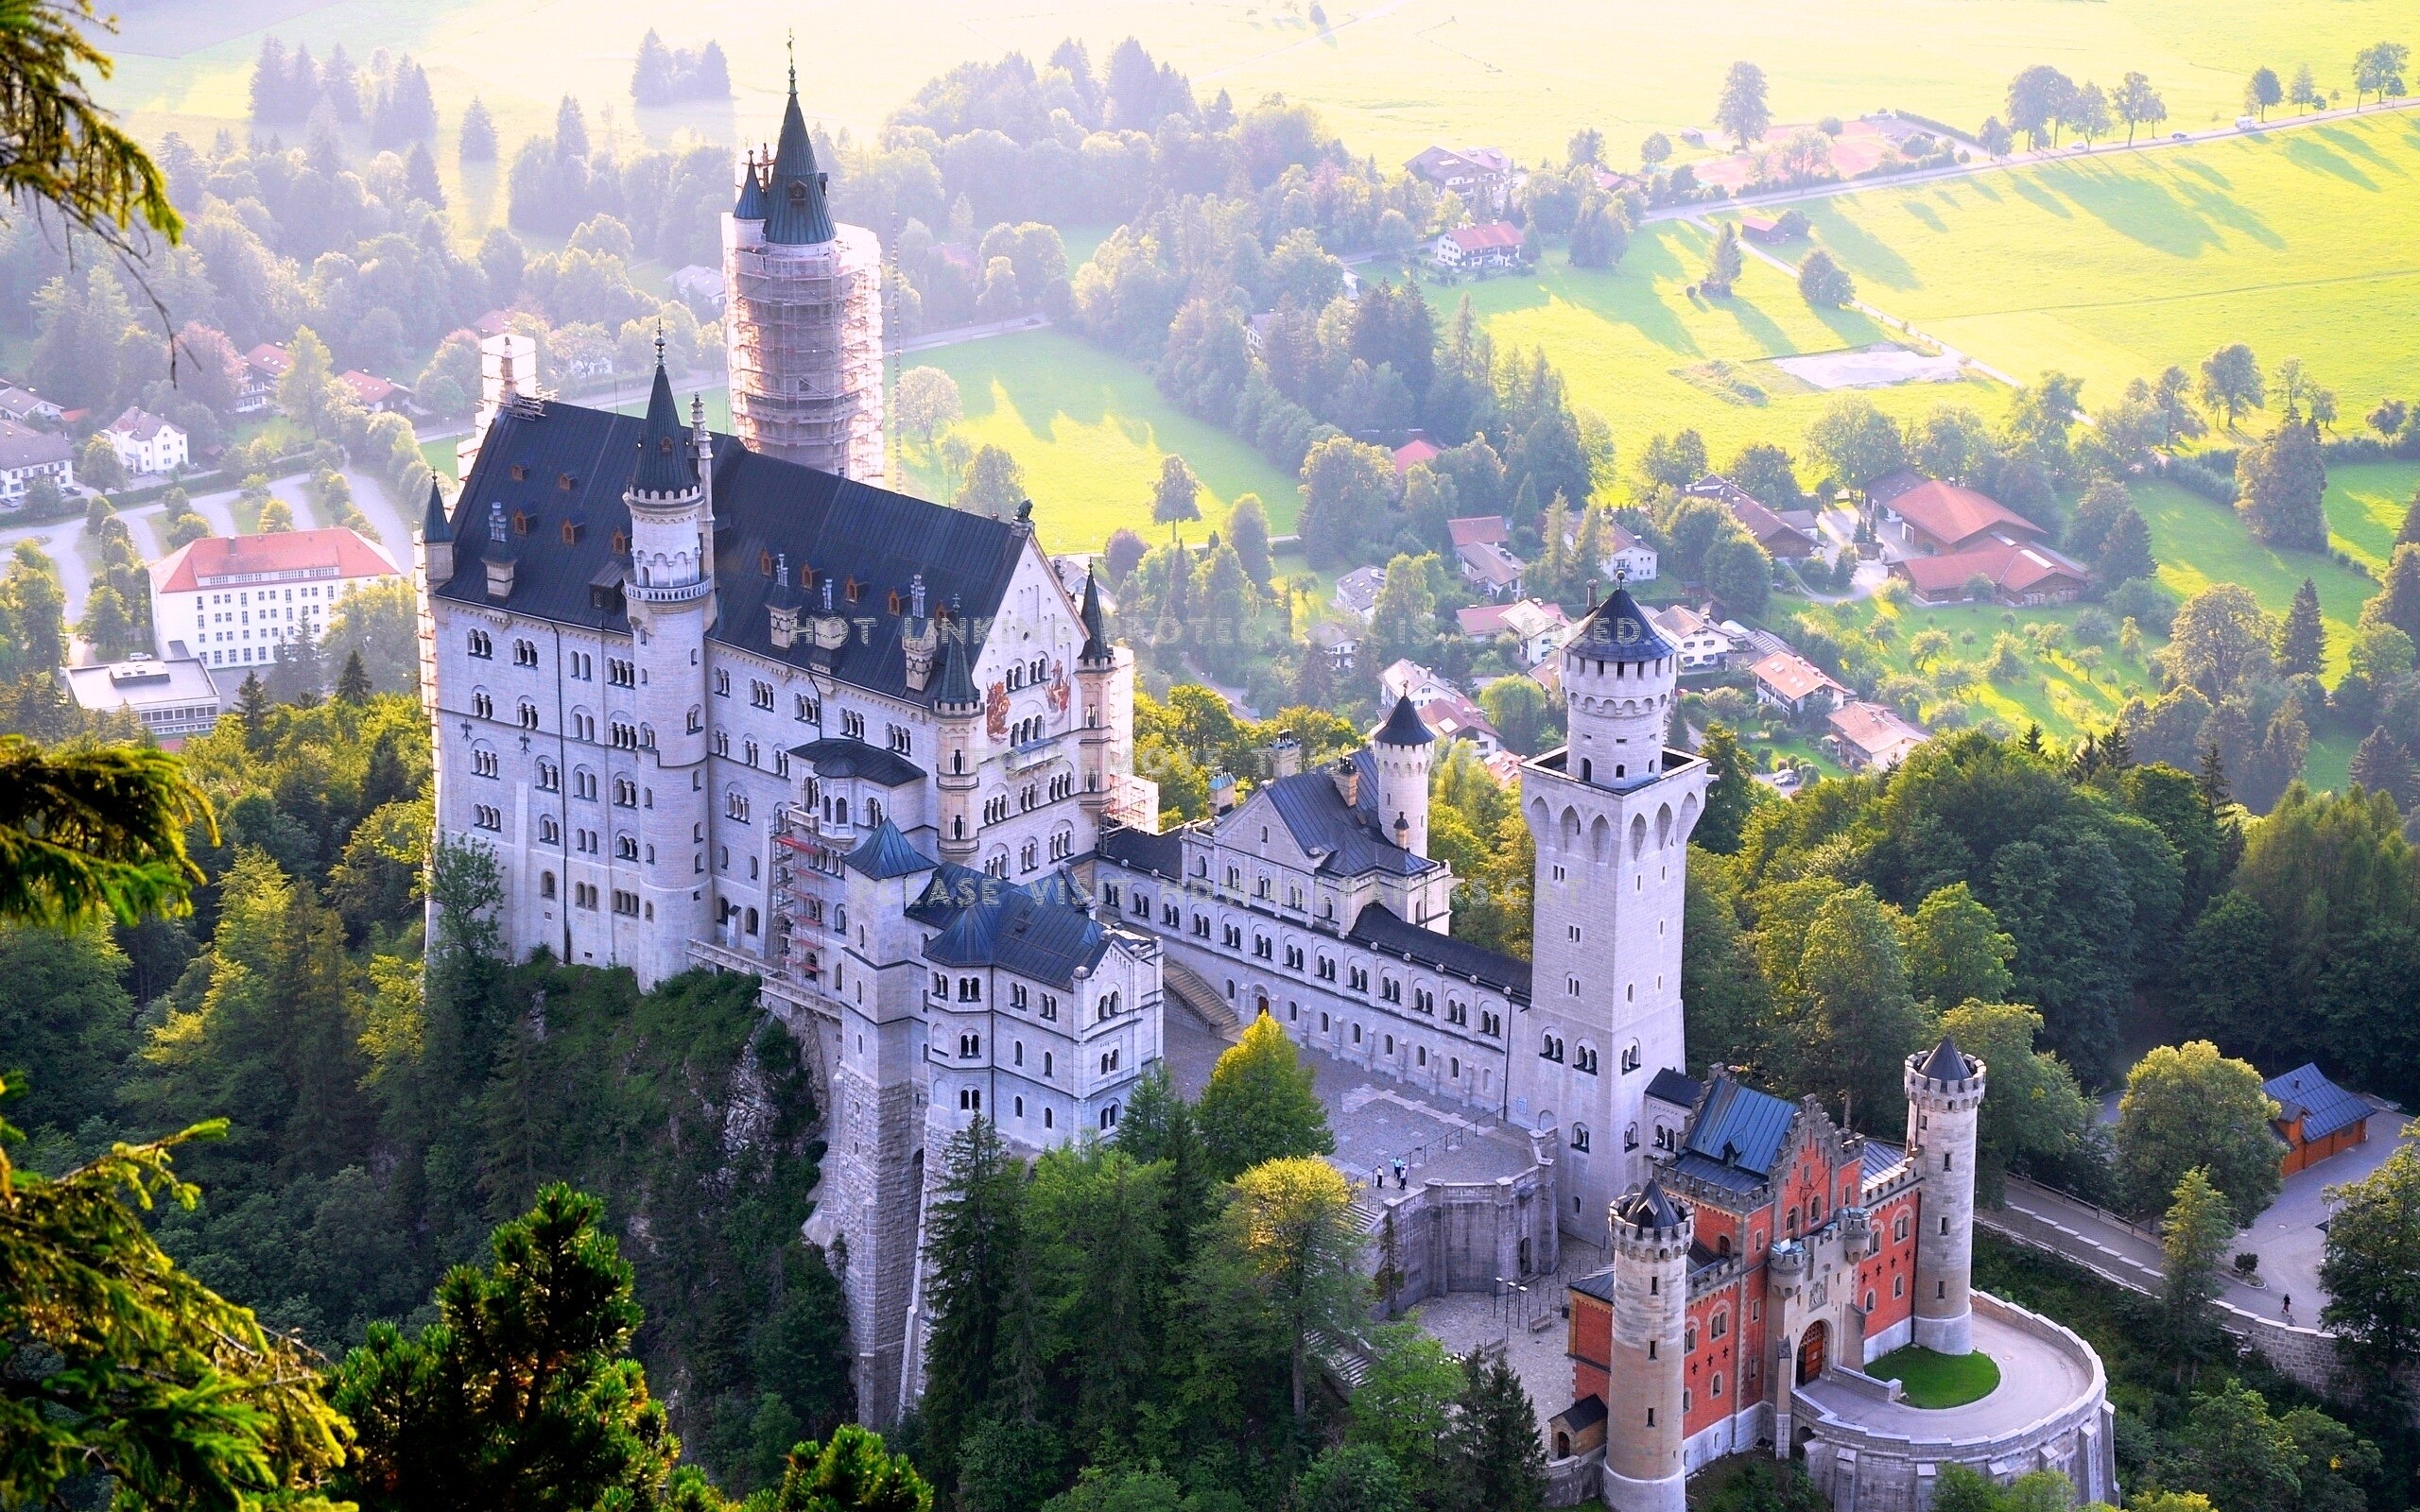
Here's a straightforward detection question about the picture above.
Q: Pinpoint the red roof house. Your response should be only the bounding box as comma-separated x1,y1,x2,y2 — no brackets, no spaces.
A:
1883,479,2045,556
1393,438,1443,474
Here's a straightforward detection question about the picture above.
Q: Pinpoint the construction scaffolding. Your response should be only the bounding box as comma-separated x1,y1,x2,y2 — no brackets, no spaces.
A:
724,221,887,484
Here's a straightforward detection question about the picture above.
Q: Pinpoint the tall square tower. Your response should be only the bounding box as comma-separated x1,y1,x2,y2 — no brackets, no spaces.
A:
1514,586,1707,1238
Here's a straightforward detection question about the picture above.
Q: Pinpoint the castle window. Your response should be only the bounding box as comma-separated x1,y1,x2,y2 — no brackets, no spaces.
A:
467,629,493,659
518,700,539,730
472,803,502,831
1570,1123,1590,1152
1621,1041,1642,1073
714,669,731,697
1685,1325,1697,1351
843,578,860,603
887,590,903,614
558,472,576,491
1711,1311,1728,1339
616,833,638,861
539,816,561,845
1711,1373,1723,1399
472,692,493,720
1624,1122,1638,1151
759,551,774,577
540,870,556,899
1573,1043,1598,1074
1350,965,1370,992
1481,1010,1502,1038
472,748,499,778
959,1088,981,1111
561,518,582,545
1894,1275,1905,1298
514,639,538,665
1894,1214,1910,1243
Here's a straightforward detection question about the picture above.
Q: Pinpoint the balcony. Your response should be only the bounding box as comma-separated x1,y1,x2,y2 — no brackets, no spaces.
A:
1005,732,1063,774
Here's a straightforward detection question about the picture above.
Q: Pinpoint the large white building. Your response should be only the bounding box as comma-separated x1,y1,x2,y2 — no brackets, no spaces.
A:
103,406,189,477
150,526,402,670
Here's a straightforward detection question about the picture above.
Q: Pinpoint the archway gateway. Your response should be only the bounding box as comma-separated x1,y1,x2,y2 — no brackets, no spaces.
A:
1797,1320,1828,1385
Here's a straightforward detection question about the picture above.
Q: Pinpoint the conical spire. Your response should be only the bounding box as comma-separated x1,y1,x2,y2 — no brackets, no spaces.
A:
421,476,451,542
1573,581,1673,662
761,47,835,246
1616,1177,1686,1231
733,146,766,220
1078,567,1110,664
1374,694,1432,747
629,341,699,498
932,605,980,711
1919,1035,1970,1083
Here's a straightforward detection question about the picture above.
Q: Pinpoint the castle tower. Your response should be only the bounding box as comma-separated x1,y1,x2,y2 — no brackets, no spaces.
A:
1073,569,1132,833
932,610,984,864
1604,1180,1691,1512
414,478,451,718
723,60,886,482
824,823,942,1426
1905,1036,1986,1355
1516,585,1708,1231
1372,695,1434,863
623,350,718,987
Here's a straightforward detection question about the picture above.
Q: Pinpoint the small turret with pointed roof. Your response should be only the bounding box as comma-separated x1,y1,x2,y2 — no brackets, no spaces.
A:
1615,1177,1686,1232
762,48,836,247
1078,567,1112,667
733,146,767,220
629,340,700,501
1572,577,1675,662
1919,1035,1973,1084
419,477,454,584
1375,695,1433,747
932,599,982,713
1371,694,1433,858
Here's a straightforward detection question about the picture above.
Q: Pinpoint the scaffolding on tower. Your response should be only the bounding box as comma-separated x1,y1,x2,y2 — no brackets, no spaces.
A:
725,225,887,484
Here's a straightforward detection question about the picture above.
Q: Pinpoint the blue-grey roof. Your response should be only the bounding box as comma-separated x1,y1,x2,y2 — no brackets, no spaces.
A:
1615,1178,1686,1230
1918,1036,1970,1082
1645,1069,1702,1110
791,736,924,787
762,70,836,245
2265,1063,2369,1143
734,152,767,219
843,820,938,879
1568,584,1672,662
1570,1269,1616,1303
437,399,1029,706
1098,823,1183,879
1859,1139,1906,1182
629,358,698,497
1374,695,1433,747
1078,570,1110,664
422,478,451,542
1347,902,1530,1000
918,868,1125,989
1259,750,1437,880
1680,1073,1796,1183
931,617,980,709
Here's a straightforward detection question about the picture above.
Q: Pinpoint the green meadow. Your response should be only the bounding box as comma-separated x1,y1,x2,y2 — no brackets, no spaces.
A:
896,329,1301,553
1789,113,2420,421
1431,223,2009,464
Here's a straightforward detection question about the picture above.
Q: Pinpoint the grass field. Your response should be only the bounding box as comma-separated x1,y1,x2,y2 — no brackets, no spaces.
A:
897,328,1302,553
1789,113,2420,421
1433,224,2011,463
1865,1344,2001,1408
101,0,2420,208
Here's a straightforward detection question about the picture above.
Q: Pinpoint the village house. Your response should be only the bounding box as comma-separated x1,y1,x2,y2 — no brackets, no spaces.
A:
1458,540,1528,599
1335,565,1389,621
0,385,62,426
2263,1064,2371,1175
1685,474,1820,560
1650,604,1739,674
339,369,405,413
1877,477,2048,557
0,419,74,503
1750,649,1849,717
1824,701,1930,772
239,343,290,414
1432,222,1526,274
1379,658,1506,753
149,525,403,672
1406,145,1517,215
1393,437,1443,474
1457,597,1570,665
103,407,189,477
669,264,726,310
1308,621,1360,672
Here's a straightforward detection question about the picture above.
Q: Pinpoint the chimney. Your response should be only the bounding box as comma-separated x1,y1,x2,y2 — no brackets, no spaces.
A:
1329,756,1359,808
1210,771,1237,816
769,554,802,649
1263,733,1302,781
902,617,937,691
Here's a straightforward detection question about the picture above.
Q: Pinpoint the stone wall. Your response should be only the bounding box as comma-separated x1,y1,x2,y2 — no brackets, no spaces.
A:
1797,1293,2118,1512
1373,1163,1563,1313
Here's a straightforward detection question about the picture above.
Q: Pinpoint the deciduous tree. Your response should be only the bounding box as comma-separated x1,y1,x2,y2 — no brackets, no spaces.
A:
1199,1013,1336,1181
1714,61,1772,150
2115,1040,2281,1221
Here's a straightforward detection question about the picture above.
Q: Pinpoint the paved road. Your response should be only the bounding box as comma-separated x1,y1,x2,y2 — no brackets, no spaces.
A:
894,314,1050,353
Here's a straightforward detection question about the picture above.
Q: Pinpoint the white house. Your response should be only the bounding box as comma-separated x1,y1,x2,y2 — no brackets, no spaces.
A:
0,386,63,426
149,526,403,671
1602,521,1658,582
1457,597,1569,666
1649,604,1738,673
1432,222,1525,272
103,407,188,477
0,419,73,504
1335,565,1389,621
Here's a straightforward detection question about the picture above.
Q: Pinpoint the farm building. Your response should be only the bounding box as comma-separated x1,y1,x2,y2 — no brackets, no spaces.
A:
1891,540,2089,606
1876,478,2045,557
2263,1064,2371,1175
1406,145,1517,214
1433,222,1526,272
1394,438,1443,474
1685,474,1821,559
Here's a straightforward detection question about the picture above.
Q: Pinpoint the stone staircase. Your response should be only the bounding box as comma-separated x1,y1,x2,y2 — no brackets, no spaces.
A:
1313,1329,1374,1390
1160,954,1243,1043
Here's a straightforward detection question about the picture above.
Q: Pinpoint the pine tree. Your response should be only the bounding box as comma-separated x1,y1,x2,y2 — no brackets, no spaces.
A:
2236,416,2328,550
336,648,373,704
1444,1345,1547,1512
1694,723,1757,854
919,1119,1028,1474
237,671,271,749
2098,507,2155,587
2277,576,2326,678
2362,544,2420,644
458,97,498,164
2398,485,2420,547
1702,222,1743,298
2350,727,2413,811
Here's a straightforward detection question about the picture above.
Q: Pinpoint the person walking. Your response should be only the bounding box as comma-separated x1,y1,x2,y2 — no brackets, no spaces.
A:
2281,1292,2293,1323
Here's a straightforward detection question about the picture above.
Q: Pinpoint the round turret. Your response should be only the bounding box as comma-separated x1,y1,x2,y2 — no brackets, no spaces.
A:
1905,1037,1986,1356
1372,695,1433,859
1561,583,1676,790
1603,1180,1690,1512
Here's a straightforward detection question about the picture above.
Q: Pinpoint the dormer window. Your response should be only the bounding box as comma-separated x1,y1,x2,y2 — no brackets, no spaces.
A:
759,551,774,576
659,436,675,455
558,472,575,490
509,463,528,482
611,529,628,555
511,509,531,535
887,590,903,614
843,577,861,603
560,518,583,545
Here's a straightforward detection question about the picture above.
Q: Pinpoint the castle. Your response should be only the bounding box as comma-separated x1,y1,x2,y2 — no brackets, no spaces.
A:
418,78,2113,1510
